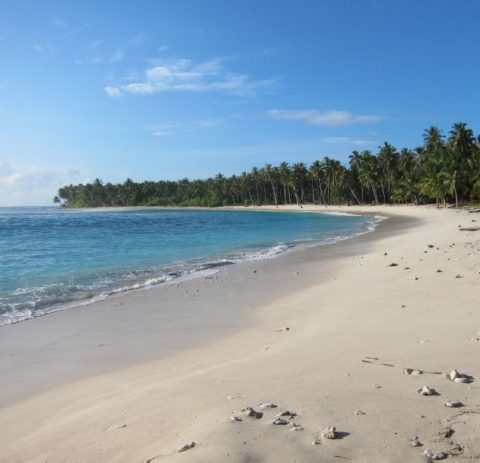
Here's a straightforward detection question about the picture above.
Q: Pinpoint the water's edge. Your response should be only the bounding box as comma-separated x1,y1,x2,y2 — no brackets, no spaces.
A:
0,209,384,327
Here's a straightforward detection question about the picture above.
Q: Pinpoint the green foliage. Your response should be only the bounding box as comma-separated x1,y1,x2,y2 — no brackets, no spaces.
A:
57,122,480,208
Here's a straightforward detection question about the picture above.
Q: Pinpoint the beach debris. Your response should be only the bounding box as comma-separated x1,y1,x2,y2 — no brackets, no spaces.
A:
403,368,423,376
384,252,388,256
259,402,278,409
230,416,243,422
312,438,321,445
227,394,241,400
290,422,304,431
447,369,473,383
428,244,434,248
418,386,437,396
361,357,394,367
455,274,463,279
243,407,263,419
459,226,480,231
454,377,470,384
449,369,459,381
277,409,297,418
388,262,399,267
272,417,289,425
353,410,366,415
424,448,447,460
409,436,422,447
177,441,195,453
277,327,290,332
404,266,411,270
414,276,419,280
439,426,454,439
108,423,127,431
321,425,337,439
436,269,443,273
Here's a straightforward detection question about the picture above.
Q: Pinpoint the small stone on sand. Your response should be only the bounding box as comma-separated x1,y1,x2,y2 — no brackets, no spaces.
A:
243,407,263,419
418,386,436,396
259,402,278,409
409,436,422,447
272,417,288,425
423,448,447,460
177,441,195,453
230,416,242,422
321,425,337,439
444,400,463,408
353,410,366,415
454,377,470,383
290,422,304,431
388,263,399,267
108,423,127,431
277,409,297,417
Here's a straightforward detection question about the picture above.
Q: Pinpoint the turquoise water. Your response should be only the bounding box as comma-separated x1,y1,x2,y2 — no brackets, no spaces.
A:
0,207,377,325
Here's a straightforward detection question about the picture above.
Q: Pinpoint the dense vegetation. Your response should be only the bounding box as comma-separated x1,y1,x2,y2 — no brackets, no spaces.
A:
56,123,480,208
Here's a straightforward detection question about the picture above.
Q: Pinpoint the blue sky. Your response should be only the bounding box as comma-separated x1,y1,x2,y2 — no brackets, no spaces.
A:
1,0,479,205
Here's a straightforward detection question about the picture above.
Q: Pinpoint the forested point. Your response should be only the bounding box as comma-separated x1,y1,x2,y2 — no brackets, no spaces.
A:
56,123,480,208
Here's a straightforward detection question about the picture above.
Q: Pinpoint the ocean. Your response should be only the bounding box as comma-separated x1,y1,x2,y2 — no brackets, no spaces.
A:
0,207,379,325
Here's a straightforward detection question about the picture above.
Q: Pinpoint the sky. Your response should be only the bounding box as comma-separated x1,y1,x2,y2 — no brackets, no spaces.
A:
1,0,480,206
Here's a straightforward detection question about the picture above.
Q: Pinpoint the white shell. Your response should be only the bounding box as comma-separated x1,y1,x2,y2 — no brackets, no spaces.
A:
423,448,447,460
259,402,278,409
444,400,463,408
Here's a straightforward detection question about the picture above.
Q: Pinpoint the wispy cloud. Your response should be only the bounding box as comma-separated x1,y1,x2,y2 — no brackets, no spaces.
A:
0,160,84,206
33,44,56,57
51,16,88,36
105,57,278,98
109,48,124,63
148,116,235,137
267,109,383,126
87,40,102,49
51,16,69,30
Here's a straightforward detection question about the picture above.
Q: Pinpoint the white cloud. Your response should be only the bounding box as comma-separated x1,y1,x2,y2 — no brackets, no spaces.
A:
106,57,278,98
87,40,102,49
51,16,69,30
33,44,56,57
148,117,233,137
0,161,84,206
104,85,122,97
110,48,124,63
267,109,383,126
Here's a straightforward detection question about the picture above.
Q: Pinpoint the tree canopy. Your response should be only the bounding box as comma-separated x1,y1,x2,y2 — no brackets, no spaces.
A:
57,122,480,208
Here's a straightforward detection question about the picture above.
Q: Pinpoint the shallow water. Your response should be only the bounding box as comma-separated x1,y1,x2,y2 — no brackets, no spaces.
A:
0,207,376,325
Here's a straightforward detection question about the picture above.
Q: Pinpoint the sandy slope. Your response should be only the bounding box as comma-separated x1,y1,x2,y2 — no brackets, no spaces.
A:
0,205,479,463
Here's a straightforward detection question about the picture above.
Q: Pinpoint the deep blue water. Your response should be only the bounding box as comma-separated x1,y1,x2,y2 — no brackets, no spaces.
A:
0,207,377,325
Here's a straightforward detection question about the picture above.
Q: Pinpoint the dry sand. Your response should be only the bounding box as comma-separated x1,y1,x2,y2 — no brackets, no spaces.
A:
0,205,479,462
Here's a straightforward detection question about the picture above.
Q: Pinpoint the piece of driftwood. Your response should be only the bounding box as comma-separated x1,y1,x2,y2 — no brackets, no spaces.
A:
459,226,480,231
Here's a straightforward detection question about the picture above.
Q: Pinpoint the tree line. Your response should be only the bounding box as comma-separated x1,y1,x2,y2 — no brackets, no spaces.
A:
56,122,480,208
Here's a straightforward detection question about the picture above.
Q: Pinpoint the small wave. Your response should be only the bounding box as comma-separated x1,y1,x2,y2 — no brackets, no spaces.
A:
0,214,384,327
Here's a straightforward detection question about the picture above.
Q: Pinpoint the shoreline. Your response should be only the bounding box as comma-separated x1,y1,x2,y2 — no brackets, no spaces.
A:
1,205,479,462
0,207,381,327
0,207,401,408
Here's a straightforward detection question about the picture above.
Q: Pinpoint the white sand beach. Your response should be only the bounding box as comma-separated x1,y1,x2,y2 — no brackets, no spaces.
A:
1,205,479,462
